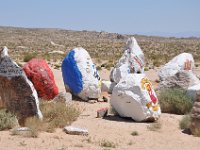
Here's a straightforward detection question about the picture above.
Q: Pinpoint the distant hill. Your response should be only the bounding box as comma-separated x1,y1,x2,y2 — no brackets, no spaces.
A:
0,26,200,66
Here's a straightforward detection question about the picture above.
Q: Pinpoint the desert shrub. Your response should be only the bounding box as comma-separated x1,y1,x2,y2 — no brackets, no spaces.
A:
0,109,17,131
153,60,161,67
23,102,80,136
23,52,37,62
179,115,191,130
101,63,106,68
158,88,193,114
41,52,50,61
100,139,116,148
105,63,114,70
54,64,61,69
144,67,149,71
147,122,162,131
131,131,139,136
96,65,102,71
40,102,80,128
193,128,200,137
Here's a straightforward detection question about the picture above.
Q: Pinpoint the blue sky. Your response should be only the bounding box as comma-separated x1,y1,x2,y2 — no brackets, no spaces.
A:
0,0,200,37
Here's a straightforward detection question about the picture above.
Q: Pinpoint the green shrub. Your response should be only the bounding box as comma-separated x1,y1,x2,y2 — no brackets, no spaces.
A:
0,109,17,131
179,115,191,129
158,88,193,114
54,64,61,69
23,53,37,62
144,67,149,71
131,131,139,136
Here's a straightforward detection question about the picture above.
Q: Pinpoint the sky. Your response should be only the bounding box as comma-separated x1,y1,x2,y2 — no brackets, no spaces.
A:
0,0,200,37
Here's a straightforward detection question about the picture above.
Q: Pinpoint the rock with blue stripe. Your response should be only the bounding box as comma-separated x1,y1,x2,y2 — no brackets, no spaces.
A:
62,47,101,101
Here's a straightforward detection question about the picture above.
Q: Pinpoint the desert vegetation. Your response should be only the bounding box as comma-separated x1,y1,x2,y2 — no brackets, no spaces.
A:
0,109,17,131
8,101,80,138
0,26,200,67
157,88,193,114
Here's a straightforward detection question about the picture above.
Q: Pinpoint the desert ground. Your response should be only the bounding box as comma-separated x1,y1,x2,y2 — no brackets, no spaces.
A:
0,67,200,150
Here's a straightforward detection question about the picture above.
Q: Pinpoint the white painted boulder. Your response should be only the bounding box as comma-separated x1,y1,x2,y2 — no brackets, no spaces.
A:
110,37,145,83
159,53,196,81
111,74,161,121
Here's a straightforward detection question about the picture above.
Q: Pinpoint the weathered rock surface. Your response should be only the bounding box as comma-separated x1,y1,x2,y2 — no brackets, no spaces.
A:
190,91,200,134
158,71,200,90
63,126,88,136
0,47,42,124
52,92,72,104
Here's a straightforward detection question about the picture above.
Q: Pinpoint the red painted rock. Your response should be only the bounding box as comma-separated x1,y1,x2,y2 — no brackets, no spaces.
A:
23,58,58,100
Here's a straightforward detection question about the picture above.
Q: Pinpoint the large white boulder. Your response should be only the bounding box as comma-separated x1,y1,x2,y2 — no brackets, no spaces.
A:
110,37,145,83
62,47,101,101
159,53,195,81
111,74,161,121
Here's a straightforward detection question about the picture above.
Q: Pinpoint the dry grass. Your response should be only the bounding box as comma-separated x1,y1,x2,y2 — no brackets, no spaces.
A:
0,109,18,131
13,101,81,137
193,128,200,137
179,115,191,130
147,122,162,131
100,139,116,148
1,26,200,67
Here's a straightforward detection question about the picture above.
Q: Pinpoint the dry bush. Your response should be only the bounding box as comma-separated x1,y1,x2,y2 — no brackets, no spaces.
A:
23,52,37,62
22,101,80,137
179,115,191,130
147,122,162,131
0,109,17,131
100,139,116,148
131,131,139,136
193,128,200,137
158,88,193,114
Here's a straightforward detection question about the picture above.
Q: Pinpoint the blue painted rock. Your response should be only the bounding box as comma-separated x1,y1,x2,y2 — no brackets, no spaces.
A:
62,47,101,101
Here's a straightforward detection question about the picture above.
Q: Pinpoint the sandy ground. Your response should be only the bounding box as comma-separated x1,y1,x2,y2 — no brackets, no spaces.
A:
0,68,200,150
